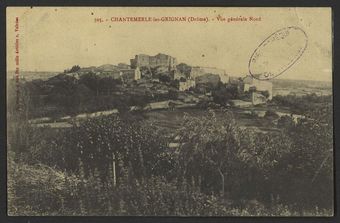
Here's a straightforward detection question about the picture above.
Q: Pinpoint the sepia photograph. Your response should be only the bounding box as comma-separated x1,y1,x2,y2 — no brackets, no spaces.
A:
6,7,333,216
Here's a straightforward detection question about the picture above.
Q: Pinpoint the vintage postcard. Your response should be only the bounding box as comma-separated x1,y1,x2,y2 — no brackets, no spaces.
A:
6,7,333,216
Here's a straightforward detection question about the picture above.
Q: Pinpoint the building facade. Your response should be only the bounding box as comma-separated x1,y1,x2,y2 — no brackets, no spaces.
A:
130,53,177,70
189,66,229,83
179,79,196,91
252,92,268,105
242,75,273,100
172,70,186,80
195,73,220,86
121,67,141,83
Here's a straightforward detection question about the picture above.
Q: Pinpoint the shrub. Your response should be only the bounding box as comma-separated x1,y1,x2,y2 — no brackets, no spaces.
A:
264,110,279,119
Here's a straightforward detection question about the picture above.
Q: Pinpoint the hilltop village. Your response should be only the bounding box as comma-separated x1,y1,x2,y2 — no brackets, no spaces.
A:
9,52,331,133
63,53,273,109
11,51,314,128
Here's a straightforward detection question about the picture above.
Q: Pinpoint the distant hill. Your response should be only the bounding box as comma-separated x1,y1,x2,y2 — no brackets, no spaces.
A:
271,78,332,89
229,75,332,89
7,71,60,81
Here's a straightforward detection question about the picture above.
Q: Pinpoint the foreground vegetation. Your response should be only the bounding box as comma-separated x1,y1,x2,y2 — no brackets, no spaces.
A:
7,93,333,216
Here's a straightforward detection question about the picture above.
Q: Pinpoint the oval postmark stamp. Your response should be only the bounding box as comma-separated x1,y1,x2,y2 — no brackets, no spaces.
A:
248,26,308,80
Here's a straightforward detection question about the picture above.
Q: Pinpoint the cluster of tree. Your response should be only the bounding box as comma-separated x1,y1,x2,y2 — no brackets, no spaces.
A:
271,94,332,115
8,71,157,118
176,63,192,78
64,65,81,73
78,72,122,95
158,74,172,83
8,103,333,215
211,82,241,105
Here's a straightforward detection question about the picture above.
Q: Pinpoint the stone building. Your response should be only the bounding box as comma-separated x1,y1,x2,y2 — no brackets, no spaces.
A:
251,92,268,105
242,75,273,100
195,74,220,87
130,53,177,70
121,67,141,83
179,79,196,91
189,66,229,83
172,70,187,81
100,70,122,79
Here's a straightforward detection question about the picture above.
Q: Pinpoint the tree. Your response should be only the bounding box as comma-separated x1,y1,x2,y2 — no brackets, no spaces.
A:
261,90,270,99
177,109,240,198
284,117,333,208
264,110,279,119
97,77,121,95
129,94,150,108
179,77,186,82
176,63,192,78
168,89,178,100
79,72,100,96
159,74,171,83
238,130,294,202
277,115,295,129
212,83,239,106
170,79,179,89
69,65,81,73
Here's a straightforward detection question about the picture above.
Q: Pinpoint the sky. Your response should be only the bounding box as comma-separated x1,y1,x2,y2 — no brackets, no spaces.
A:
7,7,332,82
